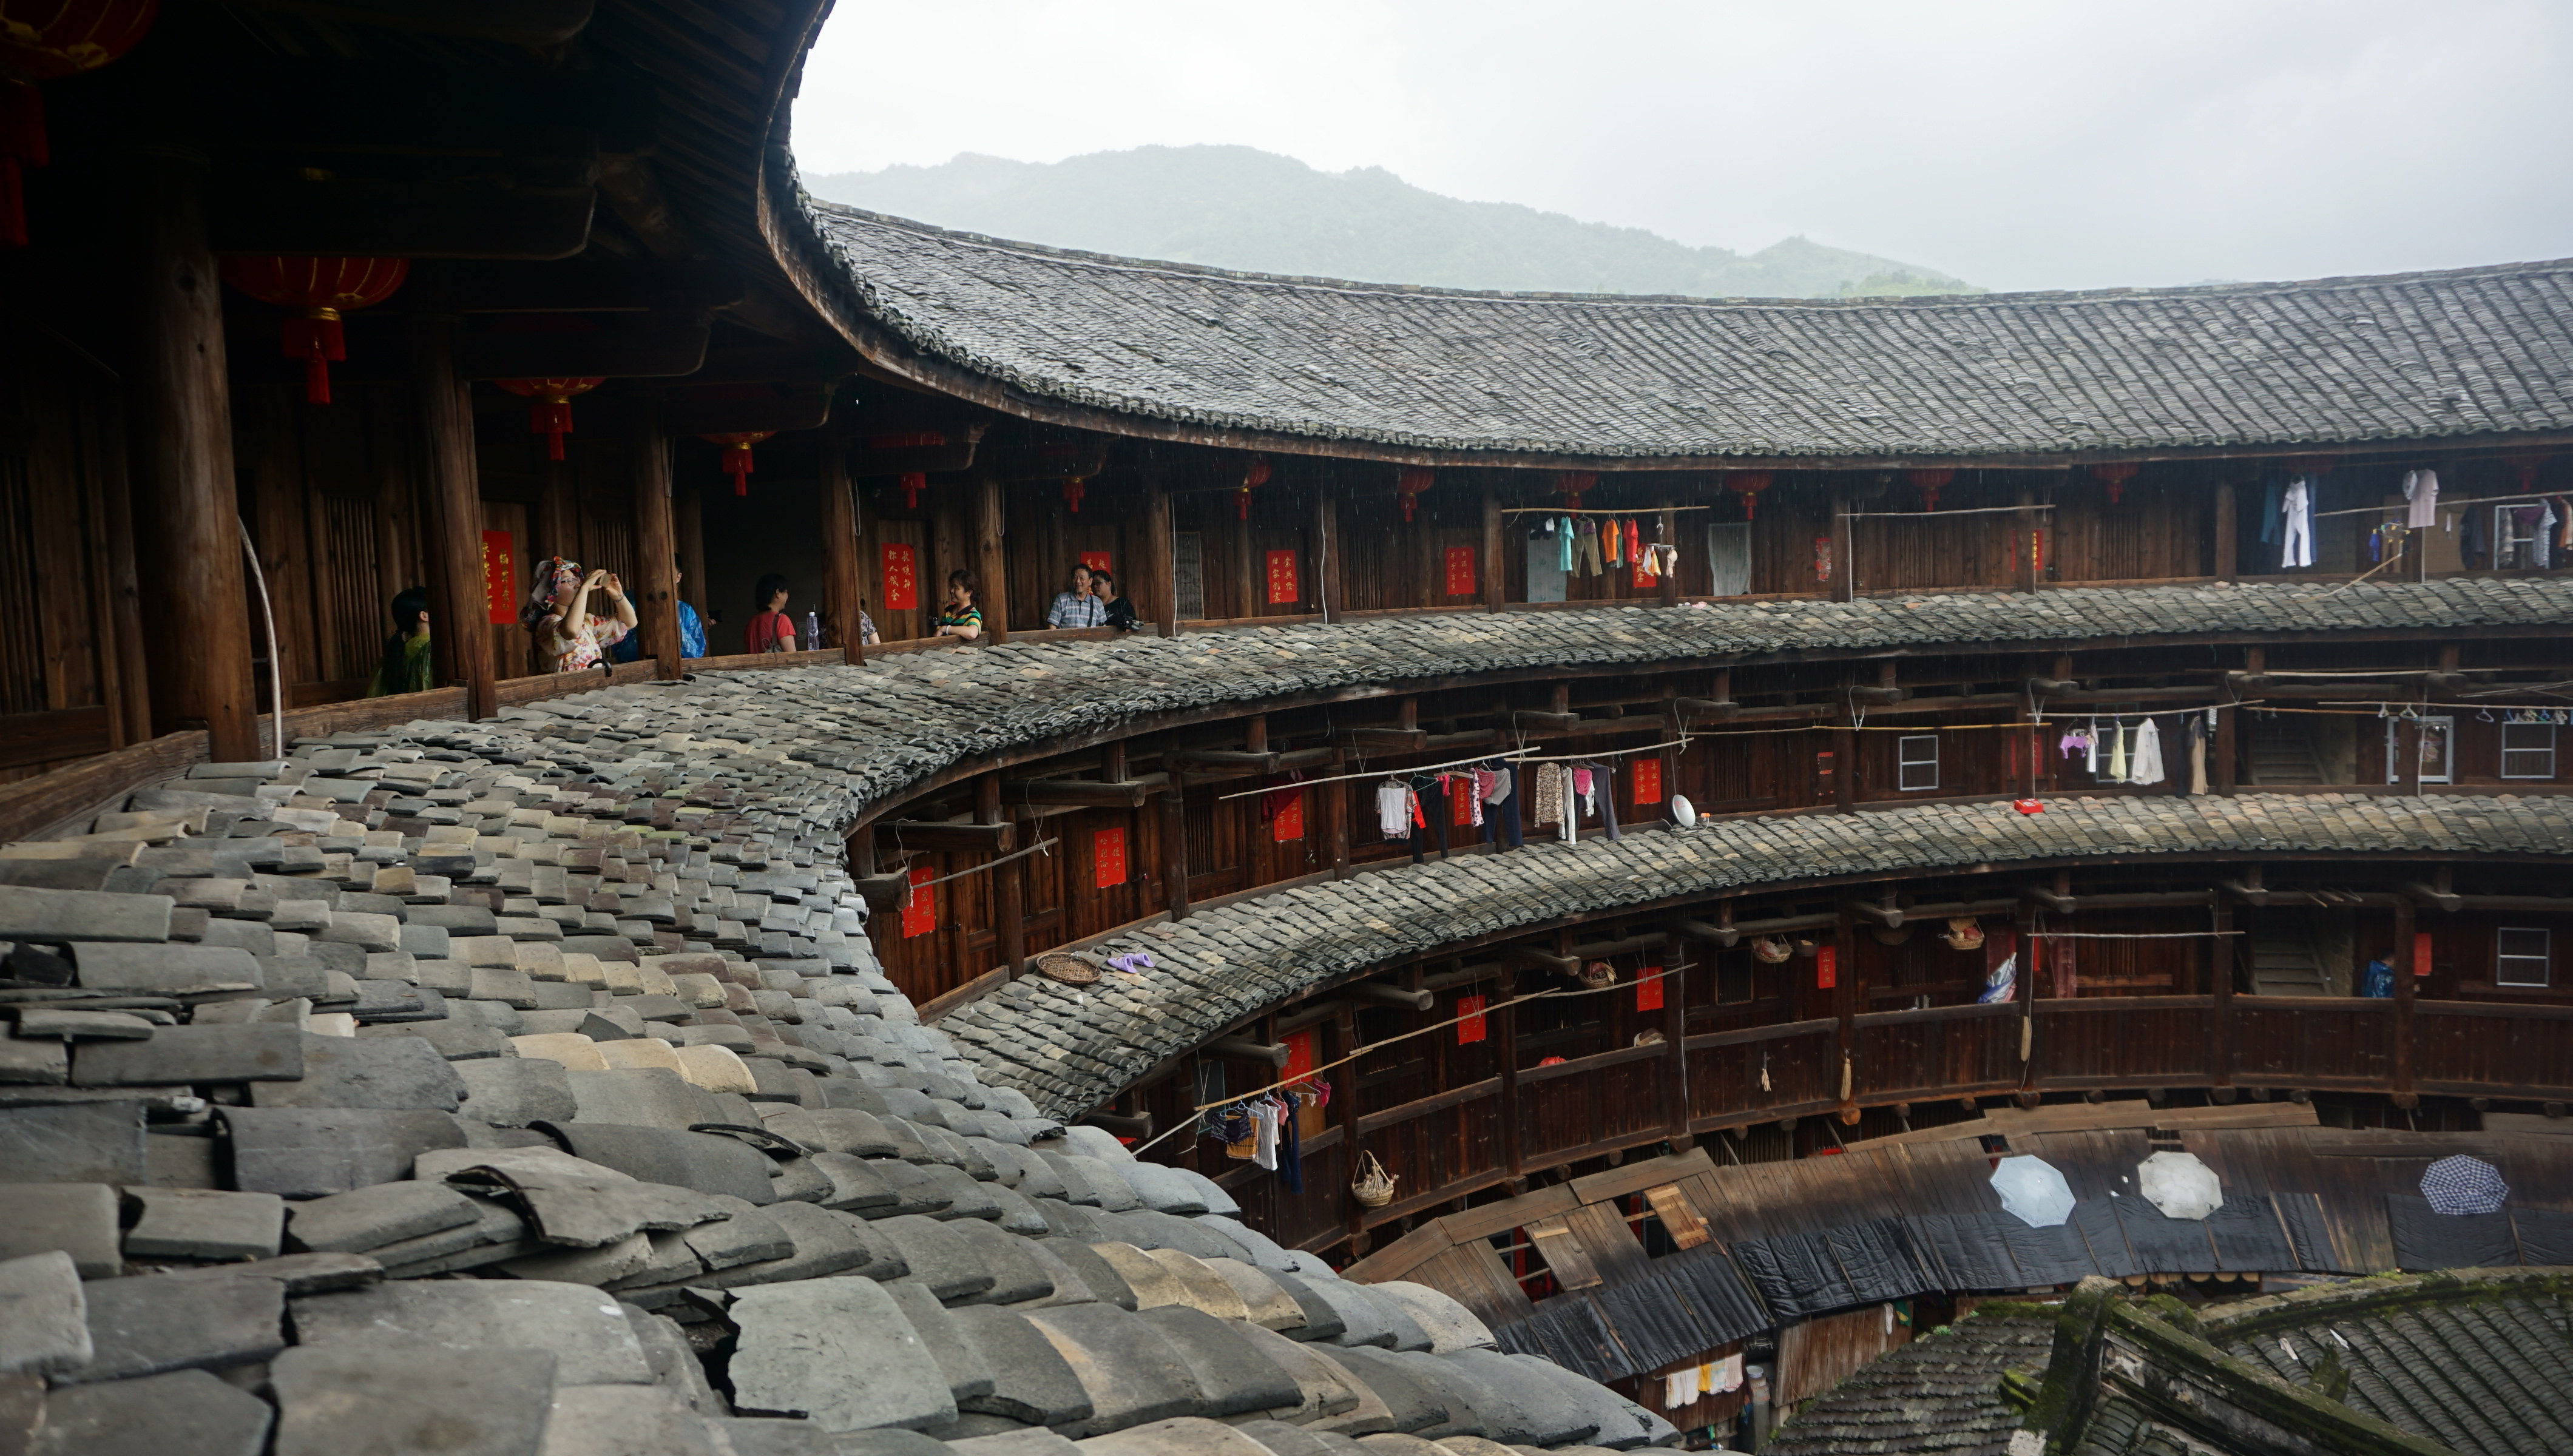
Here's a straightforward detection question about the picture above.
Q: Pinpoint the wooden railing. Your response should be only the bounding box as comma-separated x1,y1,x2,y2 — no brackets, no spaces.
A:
1212,993,2573,1254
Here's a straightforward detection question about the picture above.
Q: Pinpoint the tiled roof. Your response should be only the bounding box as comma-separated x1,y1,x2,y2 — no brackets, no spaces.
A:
484,578,2573,837
801,199,2573,462
1764,1310,2052,1456
948,792,2573,1116
0,744,1675,1455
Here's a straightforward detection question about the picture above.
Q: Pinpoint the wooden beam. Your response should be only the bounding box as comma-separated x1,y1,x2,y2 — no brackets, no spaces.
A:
407,278,496,723
448,259,741,314
1502,943,1578,976
1830,491,1854,602
632,406,681,679
981,775,1023,983
972,473,1009,646
1318,481,1344,624
879,821,1015,852
1146,480,1177,636
1157,774,1189,920
851,872,911,911
662,384,832,437
817,425,865,665
1483,488,1504,613
2018,481,2041,593
1843,898,1903,928
214,178,595,261
1342,727,1429,751
1170,749,1280,772
2212,477,2238,581
452,314,709,382
1674,697,1740,721
2392,895,2417,1108
130,150,259,761
1210,1037,1289,1067
1343,981,1434,1011
225,0,594,44
1004,778,1154,809
2021,883,2077,913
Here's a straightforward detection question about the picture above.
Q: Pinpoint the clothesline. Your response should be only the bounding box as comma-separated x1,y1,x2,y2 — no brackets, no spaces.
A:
1841,504,2058,520
899,837,1058,889
1211,748,1534,802
2310,490,2565,520
2030,931,2244,940
1500,506,1714,517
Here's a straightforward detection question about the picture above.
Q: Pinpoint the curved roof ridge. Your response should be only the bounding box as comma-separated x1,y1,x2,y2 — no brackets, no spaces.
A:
803,192,2573,312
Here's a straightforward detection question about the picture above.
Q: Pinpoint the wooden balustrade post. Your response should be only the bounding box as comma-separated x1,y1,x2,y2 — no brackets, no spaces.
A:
2391,897,2418,1108
1157,774,1191,920
2212,478,2237,581
1334,1002,1365,1239
129,148,259,759
1662,945,1692,1148
632,405,682,678
1830,491,1854,602
1146,481,1177,636
1482,487,1504,613
2210,898,2236,1100
819,431,865,664
409,271,495,723
978,772,1022,980
1496,977,1523,1182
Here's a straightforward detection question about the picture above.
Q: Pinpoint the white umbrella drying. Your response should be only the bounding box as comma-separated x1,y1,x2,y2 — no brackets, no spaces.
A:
2137,1150,2224,1221
1989,1155,2076,1228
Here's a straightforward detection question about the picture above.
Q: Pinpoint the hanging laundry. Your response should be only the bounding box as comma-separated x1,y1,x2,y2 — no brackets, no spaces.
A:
1277,1093,1303,1194
2403,468,2439,530
1532,764,1564,826
1596,763,1621,842
2259,474,2284,545
2461,502,2487,566
1558,518,1575,573
2188,715,2208,795
1574,767,1595,814
2130,717,2165,786
1709,1354,1745,1394
2108,720,2128,781
2083,716,2101,775
1603,517,1623,568
1624,517,1643,567
1664,1366,1702,1409
2281,475,2315,569
1250,1100,1279,1170
1575,517,1603,576
1374,781,1413,840
2058,726,2093,761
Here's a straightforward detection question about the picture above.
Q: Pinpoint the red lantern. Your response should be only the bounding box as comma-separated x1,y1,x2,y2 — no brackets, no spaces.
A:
1554,470,1596,510
2091,462,2140,506
1236,456,1271,520
495,377,603,460
1908,468,1955,512
897,471,927,509
0,0,158,247
1064,476,1087,513
1396,465,1435,523
1726,471,1773,520
219,256,410,405
2013,798,2045,815
701,431,775,496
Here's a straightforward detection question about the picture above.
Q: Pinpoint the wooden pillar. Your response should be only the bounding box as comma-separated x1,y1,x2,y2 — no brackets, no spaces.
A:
1833,701,1857,814
1145,481,1177,636
98,400,150,746
1316,483,1343,624
1234,493,1258,619
1657,506,1680,608
1833,911,1858,1117
675,482,707,629
2210,897,2236,1098
409,276,495,722
2390,897,2416,1107
2398,706,2420,794
631,406,682,678
979,772,1022,980
1830,491,1854,602
1157,777,1191,920
2017,482,2040,593
128,149,259,760
1481,488,1504,612
2214,680,2239,795
2212,478,2237,581
1327,764,1351,880
819,433,865,663
1496,976,1523,1181
1333,1002,1364,1241
972,473,1008,646
1662,944,1692,1147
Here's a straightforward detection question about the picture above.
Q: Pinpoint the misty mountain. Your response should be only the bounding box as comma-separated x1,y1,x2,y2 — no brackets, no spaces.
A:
802,146,1978,300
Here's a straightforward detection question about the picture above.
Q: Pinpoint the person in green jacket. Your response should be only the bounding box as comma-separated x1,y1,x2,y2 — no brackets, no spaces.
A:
367,587,434,697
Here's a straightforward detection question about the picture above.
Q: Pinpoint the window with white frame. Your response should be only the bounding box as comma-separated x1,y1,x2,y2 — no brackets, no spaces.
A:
1896,734,1939,792
2383,716,2453,784
2496,927,2552,986
2502,722,2558,780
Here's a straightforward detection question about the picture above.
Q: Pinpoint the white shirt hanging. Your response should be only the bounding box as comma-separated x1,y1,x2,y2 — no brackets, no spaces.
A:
2130,718,2165,786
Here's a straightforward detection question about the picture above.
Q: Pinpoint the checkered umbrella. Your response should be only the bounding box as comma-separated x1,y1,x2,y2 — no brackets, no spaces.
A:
2420,1154,2509,1216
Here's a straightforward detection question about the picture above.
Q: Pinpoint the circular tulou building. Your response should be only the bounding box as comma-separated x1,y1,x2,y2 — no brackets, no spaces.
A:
1,5,2571,1454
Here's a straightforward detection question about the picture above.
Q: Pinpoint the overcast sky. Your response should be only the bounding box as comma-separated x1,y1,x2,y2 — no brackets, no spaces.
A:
792,1,2573,294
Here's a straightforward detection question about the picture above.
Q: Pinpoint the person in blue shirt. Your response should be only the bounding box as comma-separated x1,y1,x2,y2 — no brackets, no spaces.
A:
1046,562,1109,629
612,561,708,664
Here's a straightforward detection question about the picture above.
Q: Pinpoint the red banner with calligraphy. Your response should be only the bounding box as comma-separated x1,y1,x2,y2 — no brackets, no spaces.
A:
2415,930,2433,976
900,865,935,939
1093,827,1128,889
481,530,517,625
1080,550,1112,576
881,542,919,611
1270,793,1303,843
1456,994,1487,1044
1631,549,1656,592
1444,545,1476,598
1265,550,1299,605
1816,945,1837,990
1632,758,1663,804
1452,781,1475,827
1637,966,1665,1011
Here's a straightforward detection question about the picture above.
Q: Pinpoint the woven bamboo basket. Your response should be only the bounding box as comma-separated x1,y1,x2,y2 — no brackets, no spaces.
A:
1753,935,1793,963
1035,952,1101,986
1577,960,1618,989
1351,1150,1398,1208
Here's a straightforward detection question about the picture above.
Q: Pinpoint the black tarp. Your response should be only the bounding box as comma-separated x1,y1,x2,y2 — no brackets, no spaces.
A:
2271,1191,2353,1273
2385,1193,2520,1271
1824,1218,1935,1304
2202,1193,2300,1274
1729,1232,1859,1322
2071,1200,2140,1279
2111,1195,2219,1273
2509,1207,2573,1266
1998,1210,2099,1287
1905,1213,2026,1292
